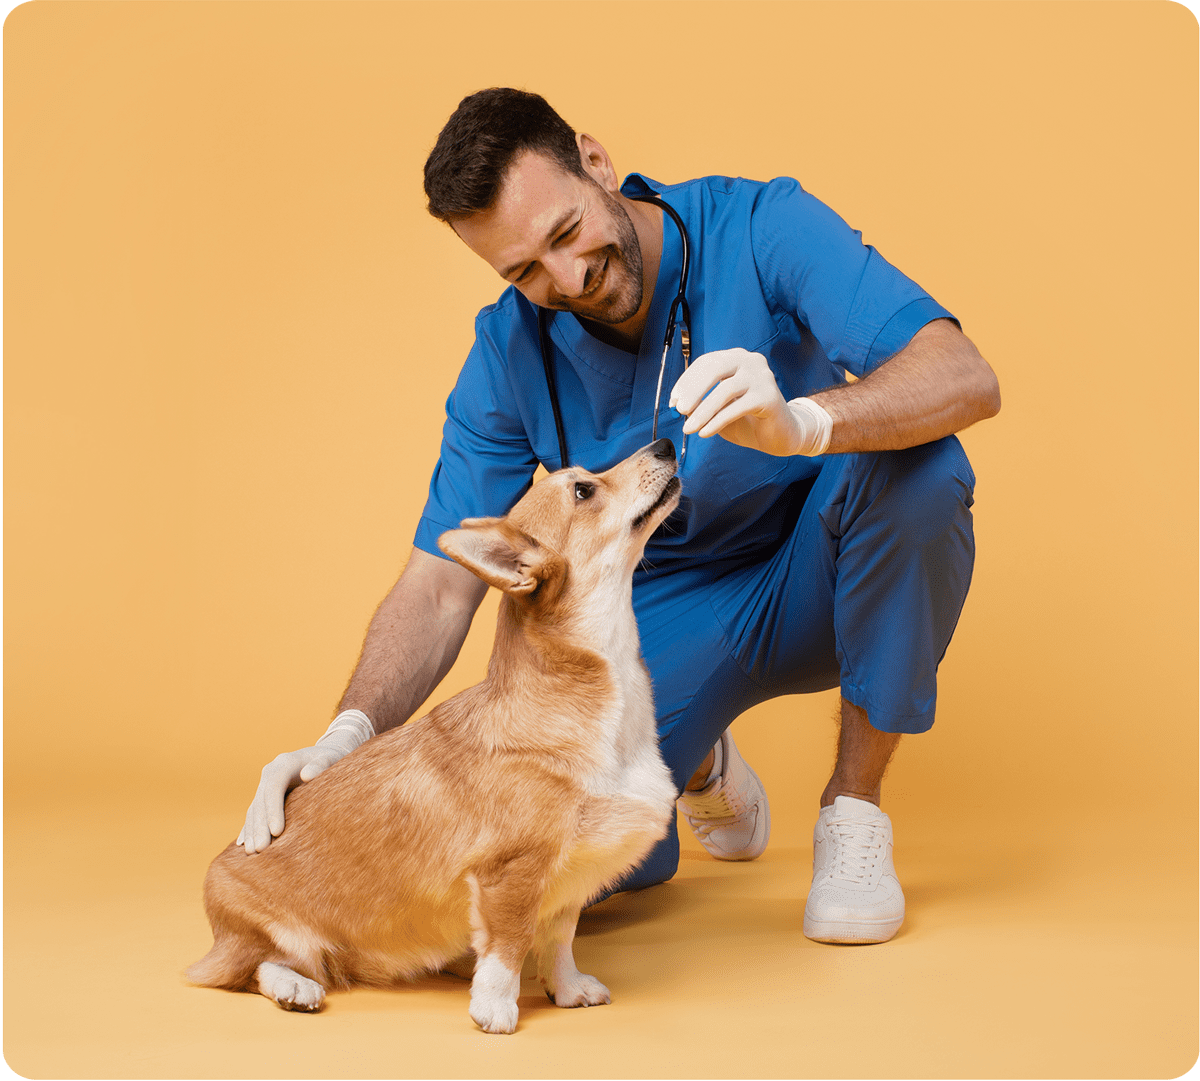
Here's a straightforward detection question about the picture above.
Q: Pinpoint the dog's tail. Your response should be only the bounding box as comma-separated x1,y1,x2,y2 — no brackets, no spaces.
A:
186,932,265,991
188,844,280,991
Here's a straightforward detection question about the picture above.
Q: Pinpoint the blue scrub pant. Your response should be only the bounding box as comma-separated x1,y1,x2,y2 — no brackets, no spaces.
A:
614,435,976,893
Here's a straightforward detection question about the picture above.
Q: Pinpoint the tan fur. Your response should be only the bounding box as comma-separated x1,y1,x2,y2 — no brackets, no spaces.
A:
188,441,682,1033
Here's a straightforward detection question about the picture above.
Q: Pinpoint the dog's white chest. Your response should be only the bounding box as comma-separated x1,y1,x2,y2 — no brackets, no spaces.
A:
587,627,675,811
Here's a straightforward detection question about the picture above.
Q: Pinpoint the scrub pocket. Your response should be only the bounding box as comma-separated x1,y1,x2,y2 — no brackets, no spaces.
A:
695,435,792,502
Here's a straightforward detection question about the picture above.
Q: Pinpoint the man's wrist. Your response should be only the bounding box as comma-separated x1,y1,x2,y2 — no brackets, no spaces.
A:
317,709,375,751
786,397,833,456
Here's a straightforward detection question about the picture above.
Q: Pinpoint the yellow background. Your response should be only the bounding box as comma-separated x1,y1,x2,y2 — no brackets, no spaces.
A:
4,1,1196,1077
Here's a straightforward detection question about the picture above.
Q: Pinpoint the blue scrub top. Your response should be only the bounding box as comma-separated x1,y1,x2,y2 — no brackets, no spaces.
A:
414,172,955,574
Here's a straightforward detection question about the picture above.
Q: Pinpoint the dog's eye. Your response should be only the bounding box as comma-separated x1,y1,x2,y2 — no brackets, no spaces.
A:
574,483,595,501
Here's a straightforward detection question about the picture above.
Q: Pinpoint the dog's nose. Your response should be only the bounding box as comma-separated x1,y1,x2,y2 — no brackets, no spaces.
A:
650,438,676,462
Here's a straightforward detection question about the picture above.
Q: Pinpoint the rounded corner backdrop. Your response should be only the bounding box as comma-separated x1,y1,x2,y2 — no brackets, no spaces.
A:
3,2,1197,1079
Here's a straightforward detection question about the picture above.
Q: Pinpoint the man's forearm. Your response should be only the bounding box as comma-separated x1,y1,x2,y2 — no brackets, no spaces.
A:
337,547,488,735
811,319,1000,454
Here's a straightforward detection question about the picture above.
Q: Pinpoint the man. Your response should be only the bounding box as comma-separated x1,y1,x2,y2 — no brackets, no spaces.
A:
239,88,999,944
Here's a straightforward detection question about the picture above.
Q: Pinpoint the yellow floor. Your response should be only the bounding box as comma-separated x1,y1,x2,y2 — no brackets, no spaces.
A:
5,775,1195,1080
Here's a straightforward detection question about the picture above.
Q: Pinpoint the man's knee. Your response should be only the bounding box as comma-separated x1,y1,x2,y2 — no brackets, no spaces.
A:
848,436,975,546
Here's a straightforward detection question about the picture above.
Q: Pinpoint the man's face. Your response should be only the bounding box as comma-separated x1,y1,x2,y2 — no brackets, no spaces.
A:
452,150,644,326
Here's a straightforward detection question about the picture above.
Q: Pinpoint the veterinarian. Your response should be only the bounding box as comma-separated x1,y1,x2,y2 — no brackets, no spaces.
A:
239,89,1000,945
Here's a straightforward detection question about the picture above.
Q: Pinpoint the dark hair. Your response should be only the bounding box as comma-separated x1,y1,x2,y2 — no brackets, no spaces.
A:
424,88,586,221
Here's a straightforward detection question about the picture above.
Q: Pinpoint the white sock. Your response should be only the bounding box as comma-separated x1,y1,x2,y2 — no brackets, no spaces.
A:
705,736,725,786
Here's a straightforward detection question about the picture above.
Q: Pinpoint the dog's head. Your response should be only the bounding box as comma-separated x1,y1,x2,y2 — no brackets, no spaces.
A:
438,439,681,599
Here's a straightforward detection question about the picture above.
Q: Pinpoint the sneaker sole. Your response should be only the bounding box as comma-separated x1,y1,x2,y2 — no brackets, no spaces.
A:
802,911,903,944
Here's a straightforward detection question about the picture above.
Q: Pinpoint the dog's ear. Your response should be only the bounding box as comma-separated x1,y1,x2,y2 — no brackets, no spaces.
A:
438,518,554,595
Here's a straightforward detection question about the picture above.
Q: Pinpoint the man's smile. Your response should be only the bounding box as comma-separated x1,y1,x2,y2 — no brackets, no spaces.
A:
582,257,607,297
577,256,609,301
555,253,610,312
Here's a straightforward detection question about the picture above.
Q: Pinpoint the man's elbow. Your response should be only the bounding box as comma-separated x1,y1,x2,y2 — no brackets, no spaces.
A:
975,360,1001,421
937,321,1000,423
956,329,1000,423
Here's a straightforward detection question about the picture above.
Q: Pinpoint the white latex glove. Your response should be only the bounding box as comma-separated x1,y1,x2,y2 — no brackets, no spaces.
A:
669,348,832,456
236,709,374,854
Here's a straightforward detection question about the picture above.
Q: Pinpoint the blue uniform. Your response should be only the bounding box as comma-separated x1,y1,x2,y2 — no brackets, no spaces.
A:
414,173,976,891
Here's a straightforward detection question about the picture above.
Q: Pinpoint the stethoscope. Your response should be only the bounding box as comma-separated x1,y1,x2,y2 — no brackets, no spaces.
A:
538,194,691,469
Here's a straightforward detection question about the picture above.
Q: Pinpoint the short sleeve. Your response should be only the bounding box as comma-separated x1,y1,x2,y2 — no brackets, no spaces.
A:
750,177,956,377
412,318,539,558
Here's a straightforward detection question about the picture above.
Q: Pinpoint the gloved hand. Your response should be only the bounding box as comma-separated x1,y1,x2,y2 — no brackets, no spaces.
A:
236,709,374,854
669,348,832,456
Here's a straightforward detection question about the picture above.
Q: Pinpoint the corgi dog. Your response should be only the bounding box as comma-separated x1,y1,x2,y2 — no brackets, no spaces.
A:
188,439,681,1034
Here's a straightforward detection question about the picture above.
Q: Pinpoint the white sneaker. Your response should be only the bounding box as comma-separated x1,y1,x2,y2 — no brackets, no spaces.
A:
803,795,905,943
677,730,770,861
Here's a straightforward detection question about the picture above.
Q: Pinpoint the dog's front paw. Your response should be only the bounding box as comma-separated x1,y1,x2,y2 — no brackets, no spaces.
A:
469,953,521,1033
469,994,519,1034
546,973,611,1009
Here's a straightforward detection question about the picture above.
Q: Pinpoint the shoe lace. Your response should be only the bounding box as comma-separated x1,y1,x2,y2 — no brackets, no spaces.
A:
827,815,885,882
679,784,744,836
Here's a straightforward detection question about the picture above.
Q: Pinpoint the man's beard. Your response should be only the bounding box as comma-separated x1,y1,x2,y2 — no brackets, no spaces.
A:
550,190,644,325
